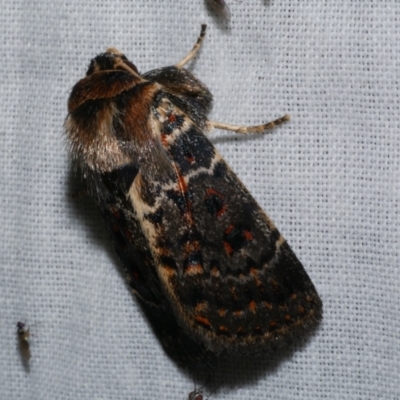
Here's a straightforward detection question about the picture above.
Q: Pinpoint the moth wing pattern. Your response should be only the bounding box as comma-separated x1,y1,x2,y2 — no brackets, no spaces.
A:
65,26,322,367
131,92,322,354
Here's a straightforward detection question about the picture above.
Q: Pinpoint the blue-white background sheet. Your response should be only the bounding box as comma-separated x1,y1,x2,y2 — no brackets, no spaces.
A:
0,1,399,399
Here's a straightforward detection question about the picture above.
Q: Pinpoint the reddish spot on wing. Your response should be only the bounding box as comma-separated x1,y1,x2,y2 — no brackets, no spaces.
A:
223,241,234,256
195,315,212,328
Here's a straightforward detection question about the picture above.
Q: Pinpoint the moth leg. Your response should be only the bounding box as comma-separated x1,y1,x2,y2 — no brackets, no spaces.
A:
208,114,290,134
176,24,207,69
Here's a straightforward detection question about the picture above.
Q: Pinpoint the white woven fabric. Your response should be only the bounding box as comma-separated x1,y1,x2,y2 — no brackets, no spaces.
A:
1,1,399,399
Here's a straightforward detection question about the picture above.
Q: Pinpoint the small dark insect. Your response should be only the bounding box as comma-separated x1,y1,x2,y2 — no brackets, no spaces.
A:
16,321,31,361
210,0,231,20
188,380,221,400
188,388,203,400
65,24,322,371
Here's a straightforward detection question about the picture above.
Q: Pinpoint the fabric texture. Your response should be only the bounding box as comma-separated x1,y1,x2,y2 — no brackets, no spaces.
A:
1,1,399,399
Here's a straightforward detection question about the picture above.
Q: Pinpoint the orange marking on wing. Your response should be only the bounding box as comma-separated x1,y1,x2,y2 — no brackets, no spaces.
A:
270,279,279,292
173,168,195,226
168,113,176,122
185,264,204,275
157,245,172,257
244,230,254,241
161,133,168,147
218,309,227,317
250,267,258,276
223,241,233,256
195,316,211,327
250,267,262,286
263,301,273,310
218,325,229,333
249,301,257,313
211,267,220,277
184,240,200,253
216,205,227,217
195,302,208,313
161,265,177,277
233,310,244,318
231,287,238,301
206,188,228,216
207,188,220,196
185,154,195,163
176,170,188,193
224,224,234,235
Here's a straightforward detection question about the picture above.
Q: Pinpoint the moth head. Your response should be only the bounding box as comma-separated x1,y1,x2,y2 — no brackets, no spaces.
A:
86,48,140,78
65,48,168,177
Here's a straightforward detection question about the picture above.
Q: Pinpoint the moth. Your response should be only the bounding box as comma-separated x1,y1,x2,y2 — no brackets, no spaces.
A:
210,0,231,20
16,321,31,361
65,25,322,370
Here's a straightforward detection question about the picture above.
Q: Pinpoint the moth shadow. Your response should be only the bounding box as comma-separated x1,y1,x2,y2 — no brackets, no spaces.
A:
65,167,161,327
18,349,30,373
65,170,108,242
66,168,122,265
16,331,31,373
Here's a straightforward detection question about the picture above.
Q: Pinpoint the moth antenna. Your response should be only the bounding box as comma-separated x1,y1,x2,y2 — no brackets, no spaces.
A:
209,114,290,134
176,24,207,68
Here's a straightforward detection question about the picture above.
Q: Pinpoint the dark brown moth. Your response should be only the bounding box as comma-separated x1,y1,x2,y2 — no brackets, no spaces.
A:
65,25,322,370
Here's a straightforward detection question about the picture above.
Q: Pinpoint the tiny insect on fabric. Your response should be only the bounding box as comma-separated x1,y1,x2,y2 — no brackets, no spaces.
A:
188,388,203,400
65,25,322,369
16,322,31,362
